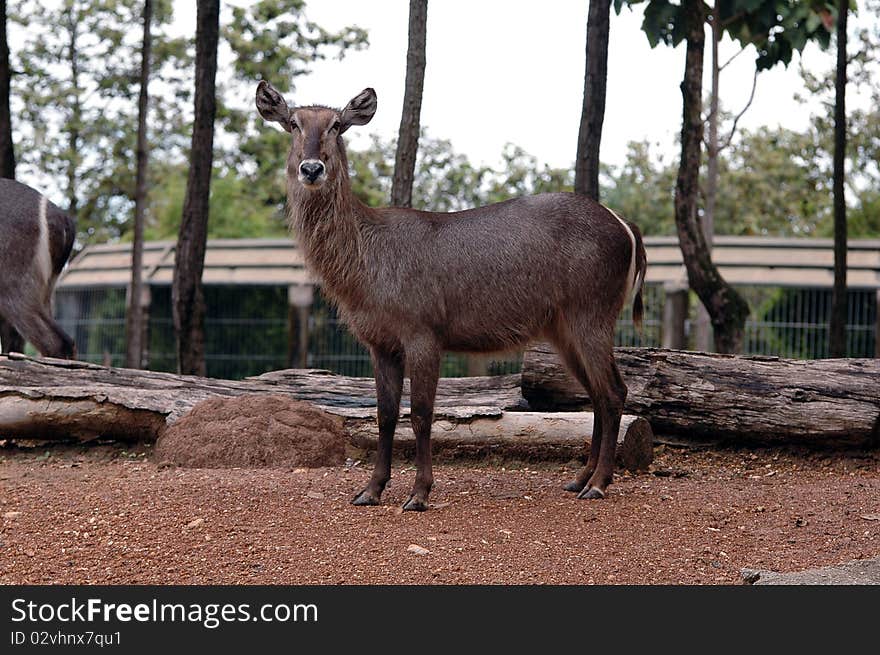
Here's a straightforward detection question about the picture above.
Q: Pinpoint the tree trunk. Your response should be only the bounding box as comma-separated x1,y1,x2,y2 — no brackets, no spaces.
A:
0,0,14,179
125,0,152,370
173,0,219,376
390,0,428,208
0,0,23,354
0,353,652,468
63,5,81,223
694,5,722,352
521,343,880,447
573,0,611,201
675,0,749,354
829,0,848,358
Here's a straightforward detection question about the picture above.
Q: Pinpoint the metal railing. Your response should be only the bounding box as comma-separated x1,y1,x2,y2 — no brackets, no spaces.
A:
53,282,877,380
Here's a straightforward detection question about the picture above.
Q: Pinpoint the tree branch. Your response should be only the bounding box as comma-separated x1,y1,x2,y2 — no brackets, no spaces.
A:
719,44,747,71
719,67,758,151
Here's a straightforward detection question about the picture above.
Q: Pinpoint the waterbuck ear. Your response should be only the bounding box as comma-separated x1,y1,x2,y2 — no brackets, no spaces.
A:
256,80,293,132
339,88,377,133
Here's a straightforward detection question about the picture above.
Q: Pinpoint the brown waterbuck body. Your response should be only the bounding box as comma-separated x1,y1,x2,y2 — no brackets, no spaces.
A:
256,81,646,511
0,179,76,358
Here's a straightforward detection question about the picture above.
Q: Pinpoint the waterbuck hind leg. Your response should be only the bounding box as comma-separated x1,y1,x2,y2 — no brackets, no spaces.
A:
576,356,627,501
550,331,605,493
353,347,404,506
0,317,25,354
0,297,75,359
564,410,602,493
402,340,440,512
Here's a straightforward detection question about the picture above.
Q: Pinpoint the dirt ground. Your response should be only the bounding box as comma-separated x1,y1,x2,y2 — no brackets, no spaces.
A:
1,441,879,585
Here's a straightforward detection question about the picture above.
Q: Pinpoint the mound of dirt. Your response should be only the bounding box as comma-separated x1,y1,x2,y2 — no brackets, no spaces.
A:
154,394,347,469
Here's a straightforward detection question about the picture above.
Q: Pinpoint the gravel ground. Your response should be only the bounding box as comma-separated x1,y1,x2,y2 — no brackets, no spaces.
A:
2,442,879,585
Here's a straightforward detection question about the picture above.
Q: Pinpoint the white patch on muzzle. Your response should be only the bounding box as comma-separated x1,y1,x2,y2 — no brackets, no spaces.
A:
298,159,327,187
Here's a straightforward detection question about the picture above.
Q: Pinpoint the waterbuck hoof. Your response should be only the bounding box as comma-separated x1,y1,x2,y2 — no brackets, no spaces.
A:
576,487,606,500
564,479,587,493
351,489,382,506
402,495,429,512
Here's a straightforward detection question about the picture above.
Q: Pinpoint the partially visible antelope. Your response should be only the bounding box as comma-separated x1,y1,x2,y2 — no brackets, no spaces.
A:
256,81,646,511
0,179,76,359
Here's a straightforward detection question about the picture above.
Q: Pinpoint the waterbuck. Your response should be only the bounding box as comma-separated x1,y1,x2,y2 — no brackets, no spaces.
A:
256,81,646,511
0,179,76,359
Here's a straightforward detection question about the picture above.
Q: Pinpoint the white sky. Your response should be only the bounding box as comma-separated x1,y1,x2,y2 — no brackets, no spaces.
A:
279,0,843,171
14,0,862,184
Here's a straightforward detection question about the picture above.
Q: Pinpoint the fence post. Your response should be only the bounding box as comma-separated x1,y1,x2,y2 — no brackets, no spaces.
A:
124,283,152,368
466,354,490,377
662,281,689,350
287,284,314,369
876,289,880,359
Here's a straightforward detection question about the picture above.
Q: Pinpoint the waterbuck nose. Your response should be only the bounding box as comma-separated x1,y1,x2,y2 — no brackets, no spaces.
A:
300,160,325,183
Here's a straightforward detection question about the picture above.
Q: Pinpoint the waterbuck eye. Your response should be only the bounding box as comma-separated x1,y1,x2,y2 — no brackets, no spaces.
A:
331,120,341,132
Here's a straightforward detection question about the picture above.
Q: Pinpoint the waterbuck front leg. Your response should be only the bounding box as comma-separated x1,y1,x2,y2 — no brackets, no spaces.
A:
402,339,440,512
352,346,404,506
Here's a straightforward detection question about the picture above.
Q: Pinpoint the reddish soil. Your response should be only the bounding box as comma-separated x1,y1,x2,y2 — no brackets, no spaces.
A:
1,442,878,585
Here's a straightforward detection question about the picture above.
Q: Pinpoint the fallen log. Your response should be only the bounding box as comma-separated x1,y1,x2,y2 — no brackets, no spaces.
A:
349,413,653,470
0,353,652,467
522,344,880,447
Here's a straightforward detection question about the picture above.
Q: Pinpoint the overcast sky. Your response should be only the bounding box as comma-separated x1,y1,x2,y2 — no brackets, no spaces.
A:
280,0,847,171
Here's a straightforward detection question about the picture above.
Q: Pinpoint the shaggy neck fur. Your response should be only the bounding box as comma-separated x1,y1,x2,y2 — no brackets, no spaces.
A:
286,149,371,307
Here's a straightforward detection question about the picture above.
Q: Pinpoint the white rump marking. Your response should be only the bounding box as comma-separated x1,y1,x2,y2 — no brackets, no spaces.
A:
602,204,637,297
36,195,52,289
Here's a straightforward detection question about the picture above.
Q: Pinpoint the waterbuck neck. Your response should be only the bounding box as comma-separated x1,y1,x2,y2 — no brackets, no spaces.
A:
286,165,370,306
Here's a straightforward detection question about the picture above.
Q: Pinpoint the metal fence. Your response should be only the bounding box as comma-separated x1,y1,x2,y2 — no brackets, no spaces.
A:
53,282,877,380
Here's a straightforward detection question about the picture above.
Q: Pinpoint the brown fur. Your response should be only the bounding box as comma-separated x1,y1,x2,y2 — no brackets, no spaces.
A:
257,81,647,509
0,179,76,358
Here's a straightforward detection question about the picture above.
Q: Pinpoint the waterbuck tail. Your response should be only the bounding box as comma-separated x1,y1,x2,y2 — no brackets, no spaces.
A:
629,220,647,333
603,204,648,334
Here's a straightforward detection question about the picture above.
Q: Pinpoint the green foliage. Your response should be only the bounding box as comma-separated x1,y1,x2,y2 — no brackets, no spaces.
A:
599,140,677,234
715,126,832,236
597,114,878,239
9,0,190,244
348,132,572,212
617,0,835,69
797,12,880,237
142,163,287,240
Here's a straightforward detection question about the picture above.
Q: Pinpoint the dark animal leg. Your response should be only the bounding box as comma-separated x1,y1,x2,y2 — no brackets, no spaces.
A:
0,317,24,354
352,347,404,506
576,356,627,500
555,344,603,493
402,340,440,512
0,295,75,359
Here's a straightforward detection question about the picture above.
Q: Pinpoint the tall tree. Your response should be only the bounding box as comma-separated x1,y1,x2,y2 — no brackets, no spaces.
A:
0,0,23,355
8,0,185,243
172,0,219,376
829,0,849,357
0,0,13,178
695,8,757,350
619,0,835,351
391,0,428,208
675,0,750,353
574,0,612,200
125,0,153,370
696,1,833,349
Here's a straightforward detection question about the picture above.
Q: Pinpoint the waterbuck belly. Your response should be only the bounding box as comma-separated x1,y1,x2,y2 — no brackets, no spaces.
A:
439,292,555,353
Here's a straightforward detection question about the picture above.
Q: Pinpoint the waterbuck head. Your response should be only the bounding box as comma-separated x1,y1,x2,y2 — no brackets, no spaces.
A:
255,80,377,192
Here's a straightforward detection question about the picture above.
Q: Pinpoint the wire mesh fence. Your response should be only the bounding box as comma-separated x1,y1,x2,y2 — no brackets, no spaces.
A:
53,282,877,380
